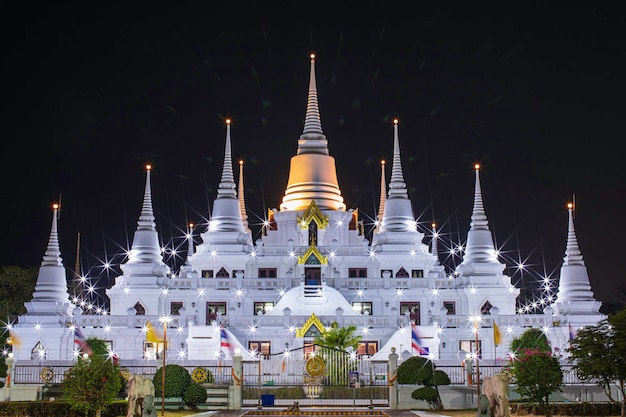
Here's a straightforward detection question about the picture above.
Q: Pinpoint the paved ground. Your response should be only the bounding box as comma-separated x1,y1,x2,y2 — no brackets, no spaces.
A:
190,408,431,417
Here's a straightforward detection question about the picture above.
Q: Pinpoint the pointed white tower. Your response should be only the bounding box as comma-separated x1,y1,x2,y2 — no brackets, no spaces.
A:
280,53,345,212
198,119,252,250
238,160,251,234
455,164,506,277
552,203,602,315
178,223,198,279
373,119,426,250
427,223,447,279
118,164,170,286
375,160,386,233
22,202,73,324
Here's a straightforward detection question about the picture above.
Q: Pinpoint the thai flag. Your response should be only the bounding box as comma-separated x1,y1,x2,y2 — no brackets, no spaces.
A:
74,327,93,356
568,322,577,341
411,323,427,355
220,326,233,355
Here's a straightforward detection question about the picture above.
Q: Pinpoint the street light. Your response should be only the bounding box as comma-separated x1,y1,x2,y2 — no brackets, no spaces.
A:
159,315,172,416
470,316,482,401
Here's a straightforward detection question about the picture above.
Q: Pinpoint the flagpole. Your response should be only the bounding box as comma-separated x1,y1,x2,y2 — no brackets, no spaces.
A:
160,316,171,417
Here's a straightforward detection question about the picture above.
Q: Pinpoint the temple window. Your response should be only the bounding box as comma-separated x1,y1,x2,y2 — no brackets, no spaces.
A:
348,268,367,278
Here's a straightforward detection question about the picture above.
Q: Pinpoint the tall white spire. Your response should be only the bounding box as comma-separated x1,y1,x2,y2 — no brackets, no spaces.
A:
281,54,345,211
376,160,386,232
127,165,165,264
23,203,73,323
553,202,601,315
209,119,246,233
456,164,505,276
431,223,440,266
378,119,417,233
117,164,170,287
299,53,327,152
238,160,250,233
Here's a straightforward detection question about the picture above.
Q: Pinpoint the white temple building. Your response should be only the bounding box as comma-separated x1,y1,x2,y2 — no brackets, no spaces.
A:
11,54,605,368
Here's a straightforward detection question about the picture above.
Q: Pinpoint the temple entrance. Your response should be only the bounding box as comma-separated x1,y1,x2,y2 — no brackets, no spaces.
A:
305,267,321,286
241,344,389,407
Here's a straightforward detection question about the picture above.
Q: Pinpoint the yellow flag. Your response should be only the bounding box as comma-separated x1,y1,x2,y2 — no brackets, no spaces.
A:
493,322,502,346
8,329,21,348
145,321,162,343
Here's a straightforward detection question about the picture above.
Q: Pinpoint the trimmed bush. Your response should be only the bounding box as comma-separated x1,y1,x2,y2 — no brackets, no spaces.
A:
183,382,207,408
152,364,191,398
0,400,127,417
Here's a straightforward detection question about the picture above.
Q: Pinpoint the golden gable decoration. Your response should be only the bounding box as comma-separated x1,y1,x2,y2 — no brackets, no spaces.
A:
297,200,329,229
298,246,327,265
295,312,326,338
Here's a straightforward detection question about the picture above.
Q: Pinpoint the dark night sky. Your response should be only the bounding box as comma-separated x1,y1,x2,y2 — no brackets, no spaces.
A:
1,1,625,307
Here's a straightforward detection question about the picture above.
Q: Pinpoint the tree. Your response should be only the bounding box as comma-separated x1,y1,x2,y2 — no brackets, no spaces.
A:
568,308,626,417
62,350,122,417
0,265,38,323
313,323,361,385
314,322,361,351
183,382,208,409
510,327,551,355
512,348,563,417
397,356,451,411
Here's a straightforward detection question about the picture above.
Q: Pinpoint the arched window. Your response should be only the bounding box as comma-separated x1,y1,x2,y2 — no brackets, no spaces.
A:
216,267,230,278
481,300,493,315
395,267,409,278
133,301,146,315
31,341,47,360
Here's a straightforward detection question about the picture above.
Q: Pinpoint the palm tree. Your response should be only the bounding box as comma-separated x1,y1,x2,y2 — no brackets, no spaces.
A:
313,323,361,385
314,322,361,351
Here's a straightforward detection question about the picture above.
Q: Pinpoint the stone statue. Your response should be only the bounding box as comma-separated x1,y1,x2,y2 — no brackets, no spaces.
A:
477,394,490,417
127,375,157,417
481,374,510,417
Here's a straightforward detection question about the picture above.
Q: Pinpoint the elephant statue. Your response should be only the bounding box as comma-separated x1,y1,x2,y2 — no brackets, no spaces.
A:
127,375,157,417
481,373,510,417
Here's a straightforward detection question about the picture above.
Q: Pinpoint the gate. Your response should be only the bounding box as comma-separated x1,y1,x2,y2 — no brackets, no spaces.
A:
242,344,389,407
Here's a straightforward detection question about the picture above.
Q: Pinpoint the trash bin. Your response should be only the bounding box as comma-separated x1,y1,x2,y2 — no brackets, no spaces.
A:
261,394,275,406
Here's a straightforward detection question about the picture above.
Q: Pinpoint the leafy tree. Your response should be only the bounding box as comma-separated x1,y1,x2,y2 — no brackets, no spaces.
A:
510,327,551,355
0,331,7,388
152,364,191,398
568,308,626,417
512,348,563,417
314,323,361,351
397,356,451,411
0,265,38,323
62,350,122,417
313,323,361,386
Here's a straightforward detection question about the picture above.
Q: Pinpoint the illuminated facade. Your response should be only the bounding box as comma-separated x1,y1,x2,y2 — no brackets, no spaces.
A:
12,55,604,366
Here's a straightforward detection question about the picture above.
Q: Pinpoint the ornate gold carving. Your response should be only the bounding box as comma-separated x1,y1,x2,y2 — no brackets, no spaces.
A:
305,356,325,377
297,246,327,265
297,201,329,229
295,312,326,338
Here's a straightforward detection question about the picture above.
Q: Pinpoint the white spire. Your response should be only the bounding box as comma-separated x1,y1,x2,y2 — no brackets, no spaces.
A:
456,165,505,276
127,165,165,264
208,119,246,233
186,223,195,262
281,54,345,211
378,119,417,233
553,202,601,315
24,203,73,322
431,223,440,266
376,160,386,232
238,160,250,233
298,52,327,153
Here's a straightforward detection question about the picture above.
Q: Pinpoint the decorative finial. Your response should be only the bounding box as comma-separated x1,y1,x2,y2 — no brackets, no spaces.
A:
393,118,399,125
146,164,152,171
310,52,316,60
474,163,480,170
226,118,231,125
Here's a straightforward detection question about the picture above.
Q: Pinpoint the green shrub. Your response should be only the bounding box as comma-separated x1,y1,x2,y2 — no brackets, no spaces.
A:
0,400,127,417
183,382,207,409
152,364,191,398
411,386,439,403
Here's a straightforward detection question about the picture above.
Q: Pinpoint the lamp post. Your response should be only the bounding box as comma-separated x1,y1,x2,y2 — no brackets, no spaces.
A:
159,315,171,417
471,316,482,401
